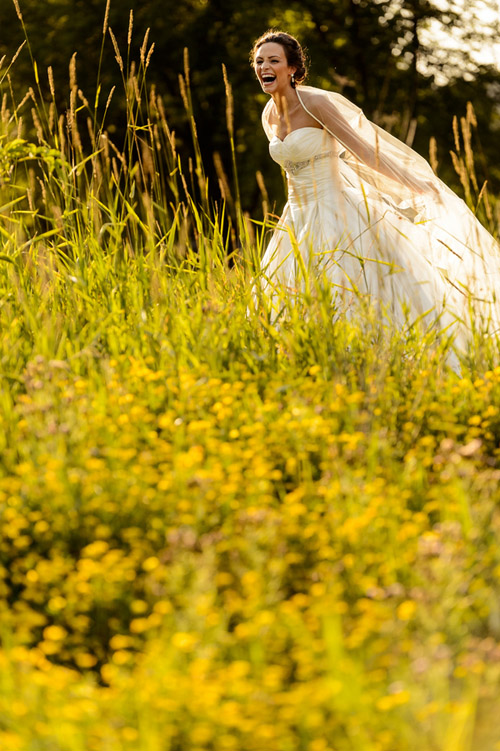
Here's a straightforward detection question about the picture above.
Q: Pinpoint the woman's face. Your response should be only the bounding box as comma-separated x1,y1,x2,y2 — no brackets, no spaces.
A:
254,42,296,95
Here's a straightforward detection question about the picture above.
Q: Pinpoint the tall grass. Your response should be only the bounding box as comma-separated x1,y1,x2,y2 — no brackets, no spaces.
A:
1,5,500,751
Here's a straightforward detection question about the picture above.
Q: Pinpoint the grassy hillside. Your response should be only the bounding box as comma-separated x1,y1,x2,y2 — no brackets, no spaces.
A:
1,29,500,751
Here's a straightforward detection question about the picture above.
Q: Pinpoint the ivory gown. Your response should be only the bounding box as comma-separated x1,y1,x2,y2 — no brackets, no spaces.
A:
259,87,500,350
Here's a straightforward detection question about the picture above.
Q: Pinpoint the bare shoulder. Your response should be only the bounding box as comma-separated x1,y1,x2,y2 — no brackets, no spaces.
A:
297,88,327,113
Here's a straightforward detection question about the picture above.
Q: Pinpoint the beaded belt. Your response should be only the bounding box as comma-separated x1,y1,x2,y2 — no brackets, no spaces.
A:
284,150,334,176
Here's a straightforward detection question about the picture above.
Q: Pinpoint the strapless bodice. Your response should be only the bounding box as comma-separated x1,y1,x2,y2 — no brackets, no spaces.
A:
270,126,338,158
270,127,342,204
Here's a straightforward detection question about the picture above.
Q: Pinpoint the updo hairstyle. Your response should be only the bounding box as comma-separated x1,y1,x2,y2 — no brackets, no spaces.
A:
250,30,308,85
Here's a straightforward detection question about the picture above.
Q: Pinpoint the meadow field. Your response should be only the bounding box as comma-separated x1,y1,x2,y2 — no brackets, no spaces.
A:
1,14,500,751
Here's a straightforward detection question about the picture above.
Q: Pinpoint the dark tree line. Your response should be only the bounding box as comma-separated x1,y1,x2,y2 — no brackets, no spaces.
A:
1,0,500,213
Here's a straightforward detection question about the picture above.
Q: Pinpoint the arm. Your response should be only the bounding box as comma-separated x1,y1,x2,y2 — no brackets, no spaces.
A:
261,99,277,141
299,91,438,196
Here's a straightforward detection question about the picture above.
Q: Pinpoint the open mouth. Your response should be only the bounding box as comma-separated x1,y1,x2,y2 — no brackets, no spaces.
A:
261,75,276,85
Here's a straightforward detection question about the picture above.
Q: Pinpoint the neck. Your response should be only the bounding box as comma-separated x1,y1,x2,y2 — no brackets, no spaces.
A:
272,87,299,113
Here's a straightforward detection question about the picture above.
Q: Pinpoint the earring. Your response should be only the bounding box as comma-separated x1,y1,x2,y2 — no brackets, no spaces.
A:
291,73,296,88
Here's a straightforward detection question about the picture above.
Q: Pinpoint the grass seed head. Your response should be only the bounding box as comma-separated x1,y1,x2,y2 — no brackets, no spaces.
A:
127,10,134,47
108,28,123,72
102,0,110,36
140,28,150,67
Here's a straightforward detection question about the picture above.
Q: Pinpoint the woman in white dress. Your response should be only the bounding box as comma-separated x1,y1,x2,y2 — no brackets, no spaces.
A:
251,30,500,351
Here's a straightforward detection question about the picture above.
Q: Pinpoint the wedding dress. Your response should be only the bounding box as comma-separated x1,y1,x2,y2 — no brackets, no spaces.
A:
258,86,500,349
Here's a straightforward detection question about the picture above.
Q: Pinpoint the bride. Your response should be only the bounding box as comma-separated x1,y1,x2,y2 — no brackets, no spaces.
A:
251,30,500,351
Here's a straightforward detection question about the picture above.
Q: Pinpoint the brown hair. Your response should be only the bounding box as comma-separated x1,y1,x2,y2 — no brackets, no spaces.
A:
250,30,308,85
